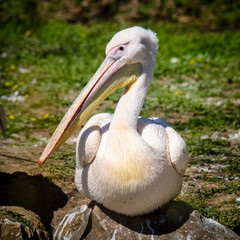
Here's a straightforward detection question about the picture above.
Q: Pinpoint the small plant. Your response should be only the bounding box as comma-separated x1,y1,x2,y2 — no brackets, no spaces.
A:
2,209,33,230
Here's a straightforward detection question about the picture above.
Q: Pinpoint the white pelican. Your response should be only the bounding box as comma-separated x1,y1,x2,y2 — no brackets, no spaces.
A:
39,26,188,216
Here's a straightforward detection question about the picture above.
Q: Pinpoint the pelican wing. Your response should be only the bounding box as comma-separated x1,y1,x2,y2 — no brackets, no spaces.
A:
76,115,101,168
137,117,188,176
165,126,188,176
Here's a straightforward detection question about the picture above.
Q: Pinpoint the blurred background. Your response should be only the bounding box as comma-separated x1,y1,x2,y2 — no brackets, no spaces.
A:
1,0,240,30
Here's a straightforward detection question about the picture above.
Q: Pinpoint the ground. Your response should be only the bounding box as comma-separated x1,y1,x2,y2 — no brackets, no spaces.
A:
0,129,239,235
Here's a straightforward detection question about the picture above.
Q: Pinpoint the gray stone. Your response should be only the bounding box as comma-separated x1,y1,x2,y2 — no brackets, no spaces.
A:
53,201,240,240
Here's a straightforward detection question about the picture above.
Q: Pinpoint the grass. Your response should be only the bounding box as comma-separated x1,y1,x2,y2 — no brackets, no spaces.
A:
0,20,239,232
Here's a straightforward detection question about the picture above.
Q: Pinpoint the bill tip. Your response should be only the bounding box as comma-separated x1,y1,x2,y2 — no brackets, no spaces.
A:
38,159,42,167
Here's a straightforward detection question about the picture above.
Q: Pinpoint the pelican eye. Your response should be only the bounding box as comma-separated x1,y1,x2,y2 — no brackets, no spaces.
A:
119,46,124,51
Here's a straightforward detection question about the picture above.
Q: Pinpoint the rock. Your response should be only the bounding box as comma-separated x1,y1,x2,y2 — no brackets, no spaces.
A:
53,201,240,240
0,206,50,240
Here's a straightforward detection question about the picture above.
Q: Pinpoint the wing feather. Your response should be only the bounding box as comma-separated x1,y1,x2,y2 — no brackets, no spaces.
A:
137,117,188,175
76,116,101,168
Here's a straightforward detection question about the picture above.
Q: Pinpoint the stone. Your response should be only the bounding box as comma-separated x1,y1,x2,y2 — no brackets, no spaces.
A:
0,206,50,240
53,201,240,240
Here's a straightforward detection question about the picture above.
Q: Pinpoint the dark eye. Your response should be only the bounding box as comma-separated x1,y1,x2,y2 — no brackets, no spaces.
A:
119,46,124,51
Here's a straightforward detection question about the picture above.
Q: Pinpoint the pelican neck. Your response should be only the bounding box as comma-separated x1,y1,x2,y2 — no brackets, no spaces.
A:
109,64,155,132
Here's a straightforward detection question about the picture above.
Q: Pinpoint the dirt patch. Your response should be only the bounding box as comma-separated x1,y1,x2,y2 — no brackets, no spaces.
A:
209,194,238,211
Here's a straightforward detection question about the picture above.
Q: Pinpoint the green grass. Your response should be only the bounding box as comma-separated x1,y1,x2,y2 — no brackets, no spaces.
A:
2,209,33,230
0,20,239,232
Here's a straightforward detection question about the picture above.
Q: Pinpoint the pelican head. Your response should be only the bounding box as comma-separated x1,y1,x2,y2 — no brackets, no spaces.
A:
39,26,159,166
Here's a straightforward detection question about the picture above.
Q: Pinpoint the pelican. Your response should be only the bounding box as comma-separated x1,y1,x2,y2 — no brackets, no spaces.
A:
39,26,188,216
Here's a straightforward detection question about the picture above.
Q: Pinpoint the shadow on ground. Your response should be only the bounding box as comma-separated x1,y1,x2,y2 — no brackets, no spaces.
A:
0,171,68,233
97,200,194,235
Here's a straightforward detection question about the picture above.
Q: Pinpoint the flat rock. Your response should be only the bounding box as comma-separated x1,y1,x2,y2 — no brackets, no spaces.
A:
54,201,240,240
0,206,50,240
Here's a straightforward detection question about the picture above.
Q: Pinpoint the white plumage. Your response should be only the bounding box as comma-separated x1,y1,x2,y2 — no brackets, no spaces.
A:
75,113,188,216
